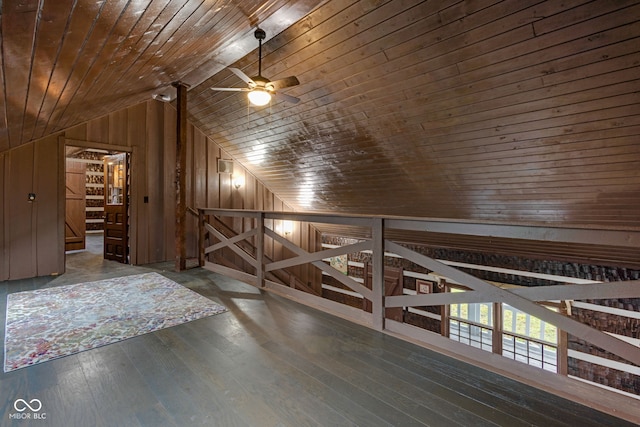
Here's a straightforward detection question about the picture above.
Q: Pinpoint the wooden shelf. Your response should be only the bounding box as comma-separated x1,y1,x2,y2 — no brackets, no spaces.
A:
67,150,106,233
84,159,104,230
71,158,103,165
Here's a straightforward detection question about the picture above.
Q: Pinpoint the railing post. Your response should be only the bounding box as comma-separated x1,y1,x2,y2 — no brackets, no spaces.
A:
198,209,205,267
372,217,385,331
256,212,265,288
440,279,449,337
492,301,502,354
558,301,569,375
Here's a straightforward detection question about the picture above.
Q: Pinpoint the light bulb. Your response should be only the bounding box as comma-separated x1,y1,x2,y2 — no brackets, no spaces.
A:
248,89,271,106
282,220,294,235
233,176,244,189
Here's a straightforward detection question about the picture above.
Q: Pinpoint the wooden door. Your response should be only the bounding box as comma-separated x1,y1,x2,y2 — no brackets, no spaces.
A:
363,262,404,321
104,153,128,263
65,159,86,251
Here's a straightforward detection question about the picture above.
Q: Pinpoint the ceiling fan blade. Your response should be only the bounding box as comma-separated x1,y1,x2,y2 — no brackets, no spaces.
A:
210,87,248,92
274,92,300,104
228,67,255,85
269,76,300,90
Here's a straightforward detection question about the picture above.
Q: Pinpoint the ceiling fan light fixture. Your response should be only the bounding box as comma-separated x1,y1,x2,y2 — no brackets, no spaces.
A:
211,29,300,104
248,89,271,106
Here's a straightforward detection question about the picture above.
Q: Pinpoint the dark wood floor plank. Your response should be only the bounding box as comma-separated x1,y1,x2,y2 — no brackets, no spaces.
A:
229,294,476,426
268,336,505,426
255,296,527,426
75,345,149,427
315,326,549,423
403,349,598,425
181,316,360,427
355,345,560,426
133,403,179,427
119,333,214,427
186,315,392,427
129,327,252,427
260,339,471,427
151,322,293,427
0,369,30,423
27,355,104,427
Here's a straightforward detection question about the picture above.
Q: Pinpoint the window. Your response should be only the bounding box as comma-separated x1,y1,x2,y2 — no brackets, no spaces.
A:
446,287,560,372
449,288,493,352
502,304,558,372
106,153,126,205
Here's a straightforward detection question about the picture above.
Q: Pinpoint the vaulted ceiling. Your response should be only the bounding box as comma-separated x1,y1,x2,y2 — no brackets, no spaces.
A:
2,0,640,266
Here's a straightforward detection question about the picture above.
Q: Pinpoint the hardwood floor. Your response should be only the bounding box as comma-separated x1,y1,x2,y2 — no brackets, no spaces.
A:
0,242,635,426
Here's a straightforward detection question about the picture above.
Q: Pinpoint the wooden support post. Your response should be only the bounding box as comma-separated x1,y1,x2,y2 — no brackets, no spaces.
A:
256,213,265,288
493,301,503,355
372,217,385,331
558,301,569,375
174,81,188,271
198,209,205,267
440,279,449,337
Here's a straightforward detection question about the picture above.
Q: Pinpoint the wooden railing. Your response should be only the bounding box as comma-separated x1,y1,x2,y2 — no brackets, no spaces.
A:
197,208,640,376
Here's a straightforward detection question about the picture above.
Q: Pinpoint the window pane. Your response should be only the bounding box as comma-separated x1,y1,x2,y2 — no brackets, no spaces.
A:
106,154,125,205
502,304,558,344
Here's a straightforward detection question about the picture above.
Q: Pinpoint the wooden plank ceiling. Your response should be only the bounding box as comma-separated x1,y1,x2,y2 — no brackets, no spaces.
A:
0,0,324,149
2,0,640,266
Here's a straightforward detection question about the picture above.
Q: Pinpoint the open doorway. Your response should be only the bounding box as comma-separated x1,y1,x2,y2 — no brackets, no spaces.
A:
65,146,130,264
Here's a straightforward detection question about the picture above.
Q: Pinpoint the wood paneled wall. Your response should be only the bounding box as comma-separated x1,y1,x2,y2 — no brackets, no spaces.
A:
0,136,64,280
1,100,317,281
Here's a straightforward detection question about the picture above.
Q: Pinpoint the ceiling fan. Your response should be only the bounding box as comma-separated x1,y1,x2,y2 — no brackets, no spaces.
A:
211,28,300,106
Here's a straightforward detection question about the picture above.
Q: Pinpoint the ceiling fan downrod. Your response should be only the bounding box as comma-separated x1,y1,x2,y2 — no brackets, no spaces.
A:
255,28,266,77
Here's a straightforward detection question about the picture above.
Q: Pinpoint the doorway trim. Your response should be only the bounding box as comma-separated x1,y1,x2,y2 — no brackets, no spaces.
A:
63,138,135,268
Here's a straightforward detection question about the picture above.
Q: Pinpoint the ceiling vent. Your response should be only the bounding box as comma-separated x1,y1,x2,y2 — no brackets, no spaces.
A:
217,159,234,174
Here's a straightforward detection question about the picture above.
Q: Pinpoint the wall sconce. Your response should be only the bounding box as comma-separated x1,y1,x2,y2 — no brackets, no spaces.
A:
27,193,36,202
232,176,244,189
282,220,294,235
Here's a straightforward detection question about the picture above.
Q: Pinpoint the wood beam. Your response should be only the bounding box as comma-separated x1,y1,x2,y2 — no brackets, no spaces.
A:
386,280,640,307
256,213,265,287
265,228,373,300
205,226,257,267
265,240,371,272
207,228,258,253
174,82,187,271
201,209,640,249
198,209,205,267
385,218,640,248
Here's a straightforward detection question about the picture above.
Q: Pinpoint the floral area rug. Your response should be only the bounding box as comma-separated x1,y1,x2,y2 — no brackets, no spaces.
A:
4,272,227,372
